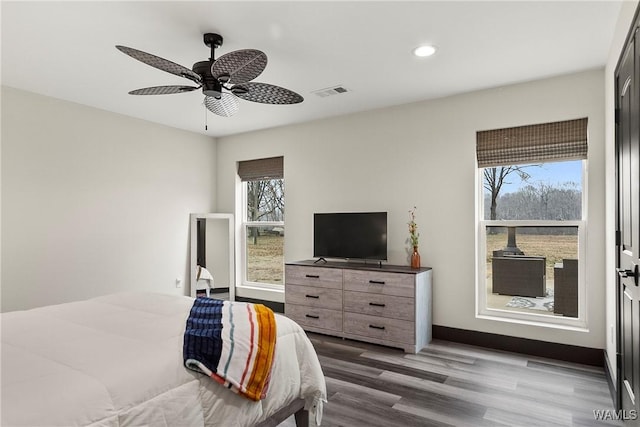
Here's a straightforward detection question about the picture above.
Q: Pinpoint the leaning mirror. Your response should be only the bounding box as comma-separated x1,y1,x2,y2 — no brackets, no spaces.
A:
190,213,235,300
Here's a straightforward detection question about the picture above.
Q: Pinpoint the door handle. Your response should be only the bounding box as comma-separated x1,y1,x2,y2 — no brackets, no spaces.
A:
617,265,639,285
617,268,636,278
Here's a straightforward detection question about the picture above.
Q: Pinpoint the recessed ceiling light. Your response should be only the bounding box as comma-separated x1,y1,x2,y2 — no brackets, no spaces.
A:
413,45,437,57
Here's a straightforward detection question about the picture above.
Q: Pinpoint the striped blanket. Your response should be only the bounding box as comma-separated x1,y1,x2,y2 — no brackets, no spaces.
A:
183,298,277,401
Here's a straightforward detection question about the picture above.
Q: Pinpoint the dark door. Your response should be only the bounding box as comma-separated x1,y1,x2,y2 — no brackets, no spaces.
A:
616,27,640,425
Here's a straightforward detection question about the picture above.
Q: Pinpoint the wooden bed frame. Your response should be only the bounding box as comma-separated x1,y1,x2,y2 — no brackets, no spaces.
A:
255,399,309,427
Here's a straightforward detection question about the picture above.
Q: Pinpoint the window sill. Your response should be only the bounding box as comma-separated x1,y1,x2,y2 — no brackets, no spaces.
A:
476,310,588,332
235,283,284,303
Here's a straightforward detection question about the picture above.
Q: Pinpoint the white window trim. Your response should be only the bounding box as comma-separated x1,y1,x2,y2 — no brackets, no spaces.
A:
475,161,589,331
239,180,285,291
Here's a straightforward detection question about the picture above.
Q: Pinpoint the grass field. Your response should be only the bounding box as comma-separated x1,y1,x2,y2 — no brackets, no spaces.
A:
244,232,577,286
246,234,284,284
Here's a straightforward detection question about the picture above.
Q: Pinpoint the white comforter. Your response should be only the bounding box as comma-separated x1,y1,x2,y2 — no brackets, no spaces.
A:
1,292,326,426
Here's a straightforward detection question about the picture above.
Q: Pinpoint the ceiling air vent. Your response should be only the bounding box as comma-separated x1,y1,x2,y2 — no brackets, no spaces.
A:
312,85,350,98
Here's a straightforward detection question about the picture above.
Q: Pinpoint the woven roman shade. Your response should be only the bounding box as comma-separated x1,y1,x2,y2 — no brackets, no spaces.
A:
476,118,588,168
237,156,284,181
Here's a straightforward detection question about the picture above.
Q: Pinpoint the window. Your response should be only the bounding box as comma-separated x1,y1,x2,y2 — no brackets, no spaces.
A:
238,157,285,288
476,118,588,328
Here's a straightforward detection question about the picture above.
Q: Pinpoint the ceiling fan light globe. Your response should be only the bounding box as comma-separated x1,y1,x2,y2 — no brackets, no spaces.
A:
205,93,239,117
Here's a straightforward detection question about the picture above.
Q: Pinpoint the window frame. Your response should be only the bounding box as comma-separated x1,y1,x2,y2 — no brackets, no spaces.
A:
240,179,285,290
475,160,588,330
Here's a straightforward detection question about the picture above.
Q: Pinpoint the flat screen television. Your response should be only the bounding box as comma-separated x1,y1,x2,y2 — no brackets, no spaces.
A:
313,212,387,261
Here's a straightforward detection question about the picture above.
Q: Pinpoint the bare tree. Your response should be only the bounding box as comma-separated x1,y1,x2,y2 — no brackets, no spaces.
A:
497,181,581,220
247,179,285,244
483,166,533,220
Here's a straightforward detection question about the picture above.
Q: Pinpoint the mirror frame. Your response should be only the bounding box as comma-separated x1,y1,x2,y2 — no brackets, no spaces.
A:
189,213,235,300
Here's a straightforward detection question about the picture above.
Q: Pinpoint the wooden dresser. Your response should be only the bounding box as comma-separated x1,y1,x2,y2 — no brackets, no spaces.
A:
284,260,432,353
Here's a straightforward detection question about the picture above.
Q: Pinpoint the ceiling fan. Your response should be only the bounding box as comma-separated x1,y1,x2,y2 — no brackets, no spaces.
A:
116,33,303,117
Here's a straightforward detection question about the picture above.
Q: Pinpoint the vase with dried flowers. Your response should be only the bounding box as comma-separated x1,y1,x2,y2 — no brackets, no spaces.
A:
408,206,421,269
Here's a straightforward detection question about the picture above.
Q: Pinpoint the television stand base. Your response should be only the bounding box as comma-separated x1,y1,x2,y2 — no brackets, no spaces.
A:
313,257,327,264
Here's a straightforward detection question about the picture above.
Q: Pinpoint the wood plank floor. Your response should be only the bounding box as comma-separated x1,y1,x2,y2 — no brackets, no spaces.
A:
282,333,621,427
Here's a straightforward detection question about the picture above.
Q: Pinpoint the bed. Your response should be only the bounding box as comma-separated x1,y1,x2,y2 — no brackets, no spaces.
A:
1,292,326,427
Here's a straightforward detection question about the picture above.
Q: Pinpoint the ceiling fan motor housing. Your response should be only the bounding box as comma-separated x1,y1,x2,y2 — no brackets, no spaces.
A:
192,60,222,99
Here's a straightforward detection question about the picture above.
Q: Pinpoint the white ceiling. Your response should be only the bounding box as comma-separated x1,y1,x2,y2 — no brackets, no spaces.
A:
1,1,623,138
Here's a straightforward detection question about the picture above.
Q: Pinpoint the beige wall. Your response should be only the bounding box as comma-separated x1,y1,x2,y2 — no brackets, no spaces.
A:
1,87,217,312
217,69,606,349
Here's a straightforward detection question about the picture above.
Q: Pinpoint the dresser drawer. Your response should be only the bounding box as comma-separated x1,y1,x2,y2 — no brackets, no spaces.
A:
343,312,414,345
343,291,414,321
285,265,342,289
343,270,414,297
286,284,342,310
285,304,343,332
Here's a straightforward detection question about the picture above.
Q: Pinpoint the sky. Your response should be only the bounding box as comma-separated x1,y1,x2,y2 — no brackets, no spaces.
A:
494,160,582,194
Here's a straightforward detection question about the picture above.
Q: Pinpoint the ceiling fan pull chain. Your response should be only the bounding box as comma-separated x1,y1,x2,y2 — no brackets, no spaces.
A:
204,102,208,131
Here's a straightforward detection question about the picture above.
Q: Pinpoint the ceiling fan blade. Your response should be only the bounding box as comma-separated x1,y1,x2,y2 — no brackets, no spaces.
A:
204,93,239,117
116,45,201,84
231,82,303,104
128,85,200,95
211,49,267,84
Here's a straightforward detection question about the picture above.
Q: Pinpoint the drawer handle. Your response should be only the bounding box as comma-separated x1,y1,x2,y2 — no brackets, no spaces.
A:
305,274,320,279
305,294,320,299
369,324,386,330
369,302,386,307
369,280,385,285
306,314,320,319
